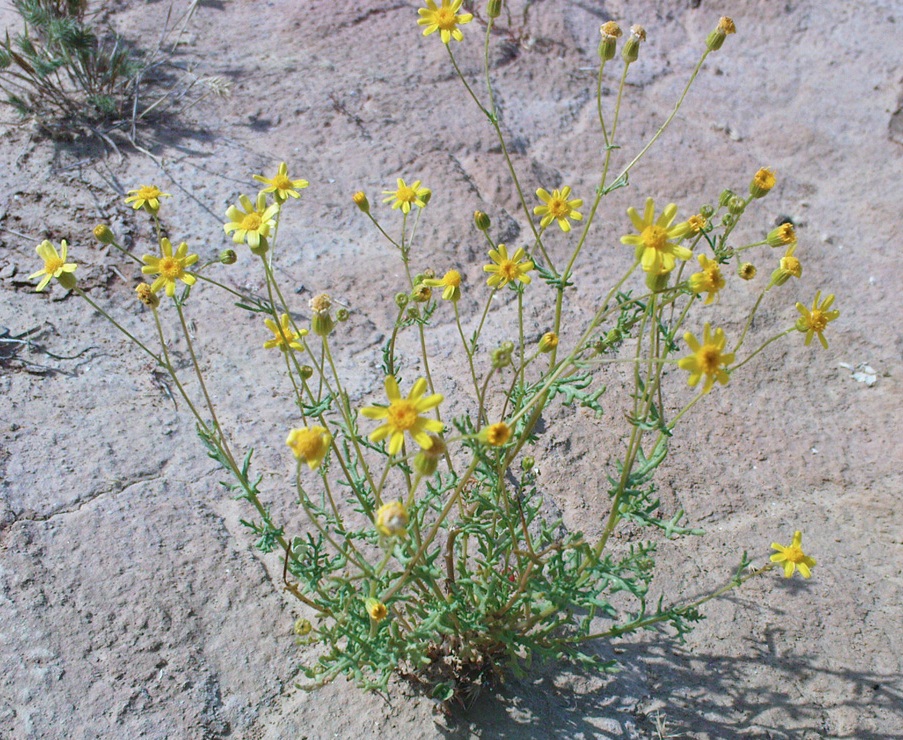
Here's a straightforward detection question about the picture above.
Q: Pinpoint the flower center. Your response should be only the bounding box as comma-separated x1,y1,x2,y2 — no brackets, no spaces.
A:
707,266,725,290
137,186,160,199
241,213,262,231
435,8,456,30
397,186,416,203
444,270,461,287
699,346,723,374
782,256,801,276
548,198,570,219
273,174,292,190
44,256,64,274
293,430,322,459
641,225,668,251
785,545,805,564
807,309,827,332
159,257,182,279
499,260,518,281
388,400,418,431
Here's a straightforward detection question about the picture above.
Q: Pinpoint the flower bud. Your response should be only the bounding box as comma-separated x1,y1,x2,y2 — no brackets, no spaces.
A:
687,215,707,233
718,189,736,208
491,344,513,369
395,292,410,308
376,500,409,537
336,307,350,322
219,248,237,265
767,223,796,248
479,421,512,447
749,168,776,199
352,191,369,214
311,311,335,337
93,224,115,244
487,0,502,19
474,210,491,231
414,434,446,477
420,189,432,206
538,331,559,353
294,618,313,636
57,272,77,290
521,456,535,472
365,598,388,622
598,21,622,60
721,213,735,228
699,203,715,218
727,196,746,215
738,262,757,280
768,245,802,289
622,25,645,63
706,16,736,51
410,284,431,303
300,365,314,380
135,283,160,308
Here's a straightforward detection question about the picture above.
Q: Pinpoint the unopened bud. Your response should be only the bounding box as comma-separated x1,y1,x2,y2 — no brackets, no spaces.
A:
411,284,431,303
727,196,746,215
420,189,432,206
749,168,776,199
538,331,559,353
474,210,491,231
767,223,796,248
135,283,160,308
300,365,314,380
719,189,736,207
336,307,350,322
376,500,409,537
521,456,535,472
93,224,114,244
738,262,757,280
492,344,513,369
413,434,446,477
294,618,313,636
395,292,410,308
219,248,237,265
352,191,369,214
487,0,502,19
699,203,715,218
311,311,335,337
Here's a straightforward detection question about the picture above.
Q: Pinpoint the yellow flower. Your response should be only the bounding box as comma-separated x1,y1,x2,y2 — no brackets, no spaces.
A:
365,598,388,622
483,244,534,288
286,426,332,470
768,244,802,289
479,421,512,447
767,223,796,248
382,178,430,214
29,239,77,292
750,168,776,198
795,291,839,349
141,238,198,297
253,162,309,203
417,0,473,44
688,254,725,305
620,198,692,274
534,187,583,233
264,313,307,352
135,283,160,309
678,323,735,393
538,331,559,353
770,531,816,579
125,185,171,214
423,269,462,301
224,193,280,252
360,376,444,455
687,214,707,233
376,500,409,537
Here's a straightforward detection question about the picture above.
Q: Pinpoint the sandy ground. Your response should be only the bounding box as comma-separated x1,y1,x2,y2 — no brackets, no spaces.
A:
1,0,902,737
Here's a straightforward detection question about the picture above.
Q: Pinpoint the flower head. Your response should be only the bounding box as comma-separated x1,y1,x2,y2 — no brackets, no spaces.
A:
376,500,409,538
767,223,796,248
795,291,839,349
770,531,816,579
264,313,307,352
360,376,444,455
768,244,802,289
365,598,388,622
534,187,583,233
224,192,280,253
286,426,332,470
620,198,692,274
125,185,170,215
677,323,735,393
423,269,462,301
135,283,160,309
417,0,473,44
141,238,198,297
479,421,512,447
253,162,309,203
29,239,77,291
750,168,776,198
688,254,725,305
483,244,534,288
687,214,707,233
382,178,430,214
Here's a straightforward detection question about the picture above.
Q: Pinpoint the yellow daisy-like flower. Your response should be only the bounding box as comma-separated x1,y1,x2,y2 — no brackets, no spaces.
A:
263,313,307,352
365,598,388,622
423,269,462,301
768,244,803,289
677,323,735,393
483,244,534,288
382,178,430,214
750,167,776,198
360,375,444,456
687,214,707,233
375,500,409,538
224,193,280,252
253,162,309,203
770,531,816,579
141,238,199,297
478,421,512,447
124,185,171,214
286,426,332,470
29,239,77,292
795,291,839,349
688,254,725,305
620,198,692,274
417,0,473,44
534,186,584,233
